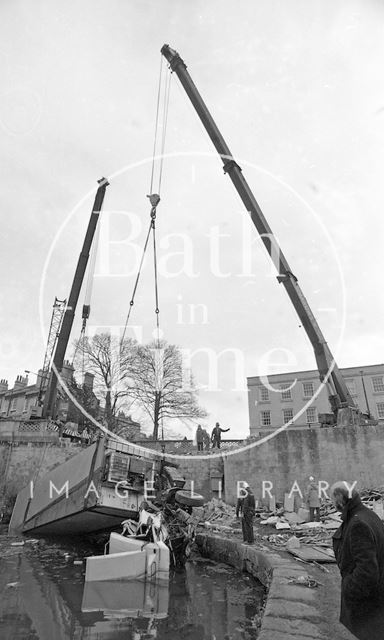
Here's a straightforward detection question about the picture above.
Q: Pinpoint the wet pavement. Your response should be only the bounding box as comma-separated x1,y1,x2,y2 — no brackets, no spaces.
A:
0,526,265,640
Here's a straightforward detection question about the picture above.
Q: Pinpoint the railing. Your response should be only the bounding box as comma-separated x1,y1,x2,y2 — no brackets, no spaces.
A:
132,438,245,454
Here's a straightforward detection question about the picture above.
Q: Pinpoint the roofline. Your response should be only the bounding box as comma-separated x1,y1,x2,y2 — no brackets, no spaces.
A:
247,363,384,382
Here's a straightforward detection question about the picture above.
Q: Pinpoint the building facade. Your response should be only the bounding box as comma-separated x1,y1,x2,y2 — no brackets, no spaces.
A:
247,363,384,438
0,363,147,441
0,362,98,424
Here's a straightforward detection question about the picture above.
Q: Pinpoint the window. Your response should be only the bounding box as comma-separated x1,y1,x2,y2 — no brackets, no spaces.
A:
345,379,357,396
283,408,293,423
10,397,17,412
23,397,29,413
260,410,271,426
280,384,292,400
377,403,384,419
259,386,269,402
303,382,314,397
372,376,384,393
306,406,317,423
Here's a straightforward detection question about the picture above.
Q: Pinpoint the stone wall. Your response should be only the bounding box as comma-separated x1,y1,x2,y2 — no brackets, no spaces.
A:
175,455,224,499
222,425,384,505
0,442,81,499
2,424,384,509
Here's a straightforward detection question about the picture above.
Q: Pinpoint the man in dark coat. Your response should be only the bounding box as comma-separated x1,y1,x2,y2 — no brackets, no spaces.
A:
239,482,255,544
211,422,230,449
331,481,384,640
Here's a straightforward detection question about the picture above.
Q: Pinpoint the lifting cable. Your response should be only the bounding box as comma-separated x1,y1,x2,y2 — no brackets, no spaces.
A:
121,56,171,347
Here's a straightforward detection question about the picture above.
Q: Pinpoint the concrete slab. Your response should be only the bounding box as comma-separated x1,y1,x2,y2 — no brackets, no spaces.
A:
268,582,317,603
261,615,325,638
263,598,321,621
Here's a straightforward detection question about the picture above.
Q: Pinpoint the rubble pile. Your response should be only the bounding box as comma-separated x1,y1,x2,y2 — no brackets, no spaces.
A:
199,498,239,533
193,489,384,564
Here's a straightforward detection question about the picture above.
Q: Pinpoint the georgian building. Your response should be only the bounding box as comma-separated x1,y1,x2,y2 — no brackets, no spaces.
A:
247,363,384,438
0,362,97,424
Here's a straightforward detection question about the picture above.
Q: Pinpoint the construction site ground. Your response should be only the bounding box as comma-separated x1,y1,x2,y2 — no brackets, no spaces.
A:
196,502,356,639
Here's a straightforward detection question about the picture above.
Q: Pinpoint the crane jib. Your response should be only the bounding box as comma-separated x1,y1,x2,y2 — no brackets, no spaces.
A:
160,44,357,416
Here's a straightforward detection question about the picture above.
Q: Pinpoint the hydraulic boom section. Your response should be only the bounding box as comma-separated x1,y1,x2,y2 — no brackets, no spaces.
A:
161,44,359,424
43,178,109,418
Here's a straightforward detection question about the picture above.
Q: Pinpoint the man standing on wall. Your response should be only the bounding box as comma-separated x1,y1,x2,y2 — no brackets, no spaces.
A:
211,422,230,449
331,481,384,639
241,482,255,544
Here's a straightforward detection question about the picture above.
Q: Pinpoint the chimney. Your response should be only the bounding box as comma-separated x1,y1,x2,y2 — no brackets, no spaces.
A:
83,372,94,390
61,360,75,383
36,368,44,388
0,379,8,393
14,374,28,390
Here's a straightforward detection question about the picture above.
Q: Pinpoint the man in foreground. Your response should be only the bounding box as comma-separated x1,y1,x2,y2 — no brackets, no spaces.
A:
237,482,255,544
331,481,384,639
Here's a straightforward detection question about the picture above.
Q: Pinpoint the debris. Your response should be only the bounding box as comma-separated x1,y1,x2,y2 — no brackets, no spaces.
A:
284,512,305,525
297,507,310,522
284,494,294,512
286,536,301,551
275,521,291,530
287,545,336,563
312,561,330,573
287,575,322,588
260,516,279,525
10,541,25,546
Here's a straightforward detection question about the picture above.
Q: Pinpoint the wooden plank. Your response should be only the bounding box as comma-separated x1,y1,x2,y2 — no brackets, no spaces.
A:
287,546,336,563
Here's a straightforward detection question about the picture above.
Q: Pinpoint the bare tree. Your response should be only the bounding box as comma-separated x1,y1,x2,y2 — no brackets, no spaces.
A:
128,340,207,440
72,333,136,430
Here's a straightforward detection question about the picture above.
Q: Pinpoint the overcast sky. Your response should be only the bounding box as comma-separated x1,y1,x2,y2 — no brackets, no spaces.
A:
1,0,383,437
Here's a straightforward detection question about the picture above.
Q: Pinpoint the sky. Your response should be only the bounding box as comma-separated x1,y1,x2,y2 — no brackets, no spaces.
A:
1,0,383,437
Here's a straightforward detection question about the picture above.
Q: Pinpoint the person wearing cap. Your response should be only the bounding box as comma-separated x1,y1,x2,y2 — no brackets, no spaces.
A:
306,475,320,522
331,481,384,639
211,422,230,449
240,482,255,544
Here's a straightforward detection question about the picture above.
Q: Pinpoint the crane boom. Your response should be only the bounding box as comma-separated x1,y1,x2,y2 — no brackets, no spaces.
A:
43,178,109,418
161,44,355,415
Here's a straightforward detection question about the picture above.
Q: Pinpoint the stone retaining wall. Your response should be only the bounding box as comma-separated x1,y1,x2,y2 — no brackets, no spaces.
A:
196,533,327,640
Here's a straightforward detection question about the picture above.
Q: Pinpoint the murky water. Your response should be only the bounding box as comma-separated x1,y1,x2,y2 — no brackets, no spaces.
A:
0,527,265,640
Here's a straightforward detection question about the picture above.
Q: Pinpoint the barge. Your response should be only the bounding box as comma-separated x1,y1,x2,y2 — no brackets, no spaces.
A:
9,436,179,536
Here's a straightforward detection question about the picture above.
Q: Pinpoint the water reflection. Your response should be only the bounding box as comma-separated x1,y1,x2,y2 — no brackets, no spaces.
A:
82,579,169,619
0,532,264,639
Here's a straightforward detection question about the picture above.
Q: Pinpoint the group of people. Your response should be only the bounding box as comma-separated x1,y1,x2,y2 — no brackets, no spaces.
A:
195,422,230,451
236,476,384,640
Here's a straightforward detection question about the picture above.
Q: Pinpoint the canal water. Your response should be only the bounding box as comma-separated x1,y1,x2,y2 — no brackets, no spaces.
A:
0,527,265,640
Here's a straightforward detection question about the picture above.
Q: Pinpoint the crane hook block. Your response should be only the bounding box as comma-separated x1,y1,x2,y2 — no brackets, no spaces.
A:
82,304,90,320
147,193,161,208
